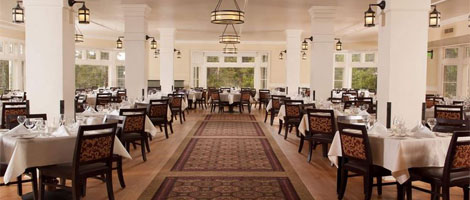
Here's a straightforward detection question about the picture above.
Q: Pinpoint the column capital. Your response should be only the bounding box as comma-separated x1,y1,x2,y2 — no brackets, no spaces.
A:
285,30,302,38
308,6,336,21
122,4,151,17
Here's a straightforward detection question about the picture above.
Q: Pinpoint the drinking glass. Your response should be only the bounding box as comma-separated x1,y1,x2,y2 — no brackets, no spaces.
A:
96,105,104,112
17,115,26,125
59,114,66,126
24,119,35,130
427,118,437,131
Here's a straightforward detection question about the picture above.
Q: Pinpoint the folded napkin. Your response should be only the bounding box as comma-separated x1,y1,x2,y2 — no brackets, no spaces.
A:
109,110,120,116
369,122,390,136
412,125,435,138
358,110,371,117
334,109,345,117
52,125,71,137
6,125,30,137
82,107,97,115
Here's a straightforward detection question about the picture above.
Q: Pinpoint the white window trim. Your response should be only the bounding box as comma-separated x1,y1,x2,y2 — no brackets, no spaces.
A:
437,45,469,97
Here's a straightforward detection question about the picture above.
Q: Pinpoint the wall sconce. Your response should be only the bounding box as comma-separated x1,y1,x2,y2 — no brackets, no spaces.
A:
364,0,386,27
301,51,307,60
301,36,313,51
116,36,124,49
279,50,287,60
68,0,90,24
174,49,182,58
429,5,441,28
335,38,342,51
146,35,157,50
12,1,24,23
154,49,160,58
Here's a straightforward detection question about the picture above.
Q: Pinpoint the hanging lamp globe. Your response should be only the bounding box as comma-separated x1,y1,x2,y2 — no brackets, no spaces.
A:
211,0,244,24
12,1,24,23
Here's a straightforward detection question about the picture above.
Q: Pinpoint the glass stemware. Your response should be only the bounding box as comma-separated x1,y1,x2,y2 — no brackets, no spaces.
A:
17,115,26,125
427,118,437,132
24,118,35,130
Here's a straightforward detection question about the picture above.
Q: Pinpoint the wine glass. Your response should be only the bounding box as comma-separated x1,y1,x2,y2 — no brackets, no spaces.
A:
24,119,35,130
427,118,437,132
17,115,26,125
96,105,104,113
59,114,66,126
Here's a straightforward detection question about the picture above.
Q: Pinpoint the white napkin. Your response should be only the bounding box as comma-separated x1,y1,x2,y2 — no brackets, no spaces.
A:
6,125,30,137
82,107,97,115
412,125,435,138
109,110,120,116
359,110,371,117
369,122,390,136
334,109,345,117
52,125,71,137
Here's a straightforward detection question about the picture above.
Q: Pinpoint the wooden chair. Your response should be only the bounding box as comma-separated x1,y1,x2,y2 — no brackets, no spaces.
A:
264,95,284,126
148,100,173,139
96,93,112,109
299,109,336,160
337,123,395,200
102,115,126,189
219,88,231,93
195,90,207,109
279,100,303,140
119,108,148,161
116,89,127,102
434,118,470,133
38,123,117,200
239,91,252,113
405,131,470,200
210,91,221,113
168,94,185,124
1,101,29,129
434,105,464,120
258,90,270,109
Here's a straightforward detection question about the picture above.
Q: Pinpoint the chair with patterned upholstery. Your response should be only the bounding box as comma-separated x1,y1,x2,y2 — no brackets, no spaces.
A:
102,115,126,189
405,131,470,200
168,94,185,124
195,90,207,109
434,105,464,120
299,109,336,161
337,123,395,200
258,89,270,109
1,101,29,129
434,118,470,133
279,100,303,140
264,95,284,126
38,123,117,200
96,93,112,109
148,99,172,139
210,91,221,113
116,89,127,103
239,91,252,113
119,108,148,161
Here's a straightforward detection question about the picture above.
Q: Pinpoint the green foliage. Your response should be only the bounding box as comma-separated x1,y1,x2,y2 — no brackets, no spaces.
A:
75,65,108,89
0,60,9,91
444,65,457,97
207,67,254,88
352,68,377,90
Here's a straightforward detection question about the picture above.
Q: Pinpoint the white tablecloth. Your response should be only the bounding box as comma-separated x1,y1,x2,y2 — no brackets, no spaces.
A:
188,92,203,102
0,131,131,183
219,93,241,105
328,132,452,184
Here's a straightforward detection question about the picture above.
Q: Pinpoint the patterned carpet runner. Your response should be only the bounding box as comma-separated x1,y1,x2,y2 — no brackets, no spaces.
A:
140,114,313,200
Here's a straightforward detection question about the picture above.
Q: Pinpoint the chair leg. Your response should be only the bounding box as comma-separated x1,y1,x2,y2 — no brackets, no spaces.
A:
182,111,186,121
117,157,126,188
322,143,328,158
307,140,313,162
30,169,38,200
81,178,87,197
158,125,163,132
145,134,151,153
431,184,439,200
376,176,382,195
284,123,289,140
364,174,373,200
338,169,349,200
264,111,268,123
72,178,81,200
442,185,450,200
141,138,147,162
405,181,412,200
16,176,22,196
164,124,169,139
179,112,183,124
169,122,174,134
105,170,115,200
39,173,46,200
270,112,275,126
298,135,304,153
248,103,251,113
463,186,469,200
278,119,283,135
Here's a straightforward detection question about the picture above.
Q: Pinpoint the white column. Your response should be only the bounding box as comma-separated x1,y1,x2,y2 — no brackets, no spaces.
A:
23,0,75,119
159,28,175,93
377,0,430,127
285,30,302,96
122,4,150,99
309,6,336,100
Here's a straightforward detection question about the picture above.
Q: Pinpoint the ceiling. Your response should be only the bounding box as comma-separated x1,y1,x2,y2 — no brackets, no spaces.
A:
0,0,468,42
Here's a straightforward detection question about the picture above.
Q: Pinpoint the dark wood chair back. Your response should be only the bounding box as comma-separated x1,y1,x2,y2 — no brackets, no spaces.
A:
119,108,146,134
337,123,372,164
1,101,29,129
219,88,231,93
434,105,464,120
210,91,220,101
271,95,285,110
259,90,271,101
148,100,169,119
307,109,336,135
96,93,112,108
241,91,251,102
168,95,183,109
442,131,470,182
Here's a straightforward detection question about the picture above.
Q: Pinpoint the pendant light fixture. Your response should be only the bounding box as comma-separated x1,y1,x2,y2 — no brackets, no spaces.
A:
301,51,307,60
223,44,237,54
279,50,287,60
74,24,84,43
146,35,157,50
68,0,90,24
211,0,245,24
116,36,124,49
364,1,386,27
301,36,313,51
219,24,240,44
12,1,24,23
335,38,342,51
429,5,441,28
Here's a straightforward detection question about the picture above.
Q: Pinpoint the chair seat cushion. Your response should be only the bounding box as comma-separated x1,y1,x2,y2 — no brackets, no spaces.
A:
409,167,470,185
39,163,107,179
121,132,144,140
343,160,391,176
308,133,334,142
284,118,300,124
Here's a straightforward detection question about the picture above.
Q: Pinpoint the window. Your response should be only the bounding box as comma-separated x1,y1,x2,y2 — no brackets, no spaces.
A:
207,67,254,88
224,56,237,63
117,66,125,88
19,44,23,55
466,47,470,58
443,65,457,97
445,48,458,59
193,66,199,87
335,54,344,62
0,42,3,53
260,67,268,89
334,68,344,88
75,50,82,59
8,43,13,54
365,53,375,62
75,65,108,88
242,56,255,63
0,60,9,91
100,51,109,60
117,52,125,61
352,54,361,62
352,68,377,90
262,55,268,63
86,50,96,60
207,56,219,63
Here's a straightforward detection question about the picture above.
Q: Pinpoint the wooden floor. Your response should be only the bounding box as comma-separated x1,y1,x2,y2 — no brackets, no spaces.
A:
0,107,465,200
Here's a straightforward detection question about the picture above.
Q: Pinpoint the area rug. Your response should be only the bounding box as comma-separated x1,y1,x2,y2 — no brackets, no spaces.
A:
139,115,314,200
